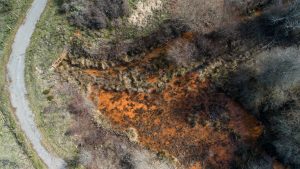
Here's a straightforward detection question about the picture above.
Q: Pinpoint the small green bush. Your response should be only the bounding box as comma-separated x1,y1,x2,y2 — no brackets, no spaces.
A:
0,0,12,13
42,89,50,95
47,96,54,101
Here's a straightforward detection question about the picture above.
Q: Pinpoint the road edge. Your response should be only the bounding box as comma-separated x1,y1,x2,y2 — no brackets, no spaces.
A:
0,1,47,168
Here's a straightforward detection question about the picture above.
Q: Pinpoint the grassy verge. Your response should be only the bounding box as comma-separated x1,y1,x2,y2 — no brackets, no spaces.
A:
0,0,46,168
25,0,79,162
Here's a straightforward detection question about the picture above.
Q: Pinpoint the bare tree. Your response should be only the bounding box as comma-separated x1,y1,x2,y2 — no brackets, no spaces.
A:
168,0,226,33
60,0,129,29
223,46,300,167
166,39,198,67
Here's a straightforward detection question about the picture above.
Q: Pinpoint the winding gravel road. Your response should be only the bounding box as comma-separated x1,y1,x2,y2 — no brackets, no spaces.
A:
7,0,66,168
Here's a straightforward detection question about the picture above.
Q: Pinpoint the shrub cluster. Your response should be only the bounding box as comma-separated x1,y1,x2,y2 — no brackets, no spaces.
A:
0,0,12,13
226,0,272,16
60,0,129,29
68,19,189,62
223,47,300,168
238,0,300,45
59,0,300,167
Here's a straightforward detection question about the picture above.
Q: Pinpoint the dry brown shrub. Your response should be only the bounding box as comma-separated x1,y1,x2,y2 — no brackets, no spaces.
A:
168,0,226,33
166,39,198,67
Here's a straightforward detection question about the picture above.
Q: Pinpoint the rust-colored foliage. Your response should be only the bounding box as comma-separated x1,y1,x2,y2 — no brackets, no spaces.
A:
87,71,263,168
79,30,265,168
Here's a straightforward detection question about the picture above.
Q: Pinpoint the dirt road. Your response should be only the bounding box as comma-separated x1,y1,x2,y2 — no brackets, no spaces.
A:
7,0,66,168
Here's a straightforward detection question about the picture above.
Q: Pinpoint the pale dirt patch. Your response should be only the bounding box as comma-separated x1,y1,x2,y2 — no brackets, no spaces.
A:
128,0,163,27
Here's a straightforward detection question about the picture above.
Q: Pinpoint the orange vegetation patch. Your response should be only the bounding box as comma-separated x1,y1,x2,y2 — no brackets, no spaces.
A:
146,76,159,83
273,160,286,169
190,162,203,169
89,72,263,168
74,30,82,38
182,32,195,41
83,69,102,76
227,101,263,142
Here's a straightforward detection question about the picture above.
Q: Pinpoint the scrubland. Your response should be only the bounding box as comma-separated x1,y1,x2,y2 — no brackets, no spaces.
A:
23,0,300,168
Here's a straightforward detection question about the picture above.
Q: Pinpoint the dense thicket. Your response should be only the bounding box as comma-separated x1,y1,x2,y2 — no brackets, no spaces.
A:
238,1,300,46
0,0,12,13
198,1,300,167
231,146,273,169
223,47,300,168
69,20,189,62
170,0,275,33
226,0,272,16
60,0,129,29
